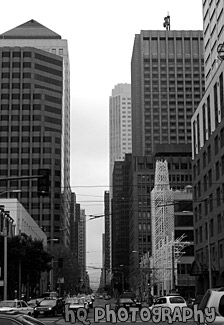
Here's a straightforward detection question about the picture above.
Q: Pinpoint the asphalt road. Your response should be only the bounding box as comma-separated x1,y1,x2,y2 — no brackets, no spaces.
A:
36,299,197,325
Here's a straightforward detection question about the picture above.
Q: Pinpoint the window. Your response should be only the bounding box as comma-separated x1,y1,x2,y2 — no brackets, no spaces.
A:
217,187,221,206
208,169,212,187
218,214,222,233
209,194,213,212
214,83,219,127
215,135,219,155
204,174,207,192
203,151,206,169
208,145,211,163
216,161,220,180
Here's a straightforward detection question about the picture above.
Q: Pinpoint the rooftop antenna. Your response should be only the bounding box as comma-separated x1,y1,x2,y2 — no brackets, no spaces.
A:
163,12,170,30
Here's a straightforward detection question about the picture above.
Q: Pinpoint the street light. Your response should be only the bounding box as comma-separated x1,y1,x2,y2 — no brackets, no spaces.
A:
47,239,59,291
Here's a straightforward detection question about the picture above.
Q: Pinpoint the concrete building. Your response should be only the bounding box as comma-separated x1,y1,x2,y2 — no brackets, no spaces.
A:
0,20,71,245
131,30,204,156
191,0,224,293
203,0,224,87
0,198,47,245
109,83,132,189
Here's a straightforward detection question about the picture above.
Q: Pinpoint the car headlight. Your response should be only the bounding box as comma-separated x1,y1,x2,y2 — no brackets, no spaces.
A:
48,307,52,310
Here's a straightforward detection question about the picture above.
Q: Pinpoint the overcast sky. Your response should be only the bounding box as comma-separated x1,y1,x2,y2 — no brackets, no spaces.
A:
0,0,203,290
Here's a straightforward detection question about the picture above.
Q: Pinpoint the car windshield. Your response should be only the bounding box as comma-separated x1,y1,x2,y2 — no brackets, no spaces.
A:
0,301,16,307
39,299,56,306
71,298,85,304
154,298,167,305
170,297,185,304
119,298,133,303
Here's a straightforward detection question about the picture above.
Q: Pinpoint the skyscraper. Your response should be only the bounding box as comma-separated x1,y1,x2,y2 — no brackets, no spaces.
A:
109,83,132,189
0,20,70,244
131,30,205,156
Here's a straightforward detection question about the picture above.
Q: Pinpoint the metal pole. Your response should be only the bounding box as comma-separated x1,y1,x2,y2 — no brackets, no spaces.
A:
3,216,7,300
121,271,124,293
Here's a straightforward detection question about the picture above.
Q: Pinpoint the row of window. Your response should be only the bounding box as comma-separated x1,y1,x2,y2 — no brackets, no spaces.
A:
0,124,60,132
195,214,224,245
0,136,60,143
0,158,59,164
0,147,61,154
1,93,62,104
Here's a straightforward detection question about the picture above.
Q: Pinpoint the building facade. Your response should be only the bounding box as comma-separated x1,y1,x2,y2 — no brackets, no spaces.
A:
131,30,205,156
203,0,224,87
0,20,71,244
109,83,132,189
191,0,224,293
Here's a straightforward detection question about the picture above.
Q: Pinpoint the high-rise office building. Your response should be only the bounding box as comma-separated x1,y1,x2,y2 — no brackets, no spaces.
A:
109,83,132,188
203,0,224,87
0,20,71,244
131,30,205,156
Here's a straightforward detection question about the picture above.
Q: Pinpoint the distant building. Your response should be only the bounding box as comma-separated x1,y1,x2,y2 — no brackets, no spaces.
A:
104,191,111,285
109,83,132,189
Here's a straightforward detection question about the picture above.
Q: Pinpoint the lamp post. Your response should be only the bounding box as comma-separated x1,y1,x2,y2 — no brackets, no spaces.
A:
47,239,59,291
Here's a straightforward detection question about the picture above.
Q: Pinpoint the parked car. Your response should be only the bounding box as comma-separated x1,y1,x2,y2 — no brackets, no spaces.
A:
0,311,46,324
64,297,89,316
149,295,187,313
0,299,34,316
115,297,139,313
197,287,224,324
33,298,64,317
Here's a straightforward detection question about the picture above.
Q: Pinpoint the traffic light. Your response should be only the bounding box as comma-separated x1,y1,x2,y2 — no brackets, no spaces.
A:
58,257,63,268
37,169,50,197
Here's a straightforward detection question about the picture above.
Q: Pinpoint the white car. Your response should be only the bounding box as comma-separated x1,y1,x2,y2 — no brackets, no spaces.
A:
150,295,187,313
197,287,224,325
0,299,34,316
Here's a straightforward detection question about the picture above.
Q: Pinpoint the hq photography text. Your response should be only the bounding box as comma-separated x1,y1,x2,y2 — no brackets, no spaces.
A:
64,304,216,324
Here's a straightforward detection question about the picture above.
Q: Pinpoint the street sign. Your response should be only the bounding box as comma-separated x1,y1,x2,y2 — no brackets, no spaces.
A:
57,277,64,284
0,280,4,286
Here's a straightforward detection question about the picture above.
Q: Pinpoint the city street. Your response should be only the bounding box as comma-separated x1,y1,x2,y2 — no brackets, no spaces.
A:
36,298,197,325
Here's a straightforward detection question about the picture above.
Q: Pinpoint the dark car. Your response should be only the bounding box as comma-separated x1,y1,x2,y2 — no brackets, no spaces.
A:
33,297,63,317
115,298,138,313
0,311,46,324
119,291,142,309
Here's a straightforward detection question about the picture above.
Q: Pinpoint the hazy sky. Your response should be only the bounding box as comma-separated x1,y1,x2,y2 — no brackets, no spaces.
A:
0,0,203,290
